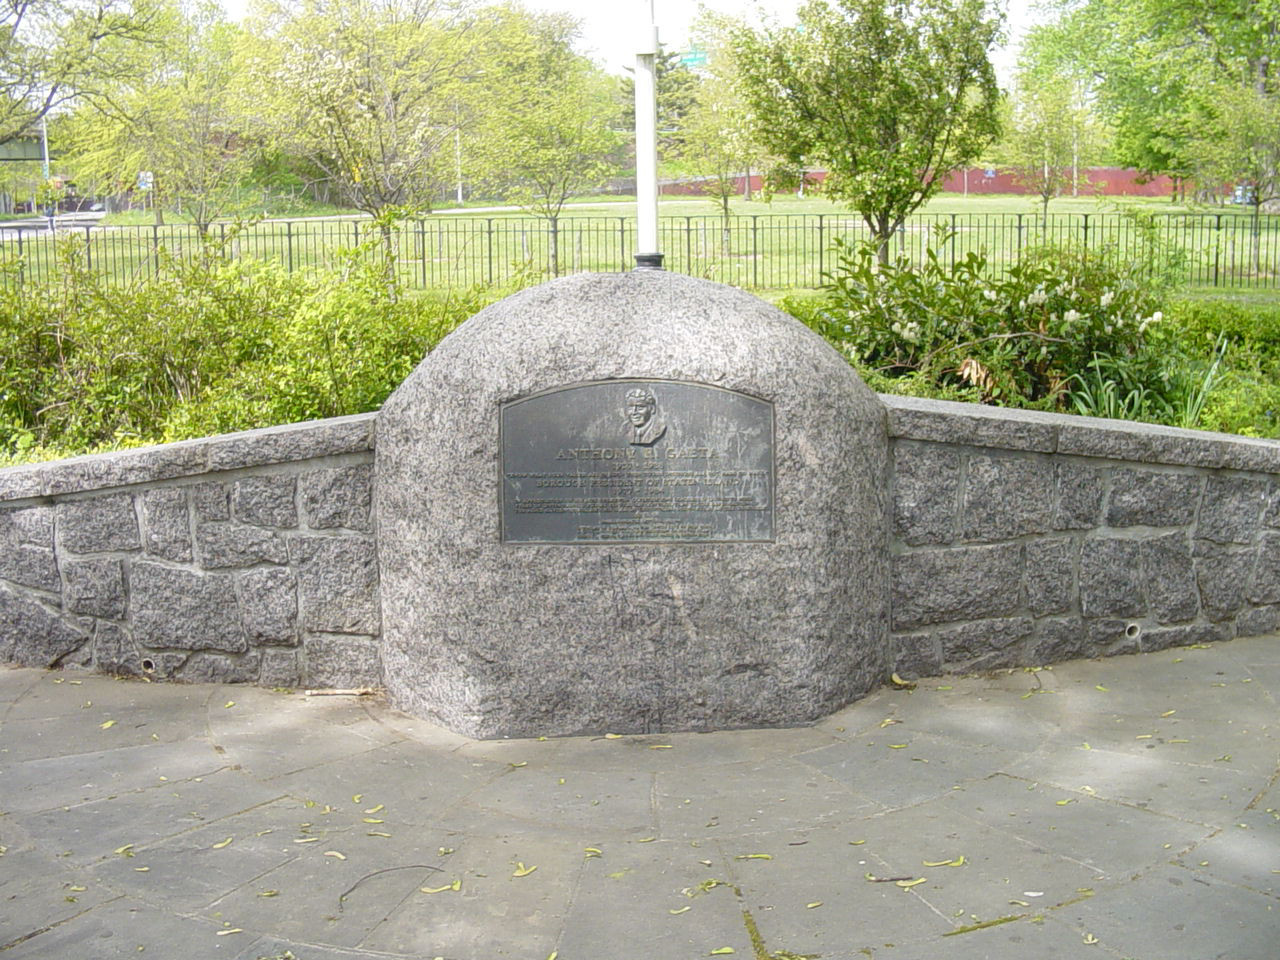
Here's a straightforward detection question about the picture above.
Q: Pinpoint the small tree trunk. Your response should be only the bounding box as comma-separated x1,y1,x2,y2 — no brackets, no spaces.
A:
719,192,731,256
549,216,559,276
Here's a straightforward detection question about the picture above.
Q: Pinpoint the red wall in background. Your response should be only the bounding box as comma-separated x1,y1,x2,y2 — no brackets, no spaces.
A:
659,168,1176,198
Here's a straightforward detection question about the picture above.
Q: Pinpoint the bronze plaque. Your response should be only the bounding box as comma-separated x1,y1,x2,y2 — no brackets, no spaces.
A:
500,380,774,543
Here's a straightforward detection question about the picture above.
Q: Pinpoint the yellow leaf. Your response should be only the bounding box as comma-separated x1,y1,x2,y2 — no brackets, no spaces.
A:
1056,799,1075,806
650,745,673,750
1083,933,1099,945
214,929,243,936
134,867,150,873
224,701,235,708
1161,710,1176,717
68,885,86,892
364,804,384,814
710,949,735,956
1010,899,1029,907
670,906,691,915
324,851,346,860
513,862,537,877
637,837,657,843
806,901,823,909
368,832,392,838
896,878,927,888
1136,735,1153,740
211,837,234,849
547,953,557,960
879,718,900,728
1170,738,1190,743
584,847,602,858
734,854,772,860
923,857,964,867
604,733,623,739
363,818,384,824
352,794,363,803
438,847,455,856
848,839,866,845
889,744,907,749
509,761,527,768
1095,685,1108,692
114,844,135,856
1081,742,1091,750
258,890,279,898
420,881,460,894
100,720,116,729
890,673,917,689
293,837,320,844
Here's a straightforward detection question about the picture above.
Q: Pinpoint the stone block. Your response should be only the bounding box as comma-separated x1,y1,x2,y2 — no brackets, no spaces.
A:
1235,605,1280,638
0,586,87,666
1079,538,1146,619
40,439,208,496
960,455,1053,542
891,633,942,680
0,463,43,500
1141,533,1199,624
57,493,140,553
1025,537,1076,616
191,481,230,521
206,413,375,472
937,617,1033,670
290,536,380,635
63,558,126,619
1057,419,1231,469
1105,469,1202,527
0,543,59,593
92,622,142,677
1029,618,1090,665
232,475,298,529
1195,541,1253,621
880,395,1057,451
177,651,262,684
238,567,298,645
892,443,958,545
1053,461,1105,530
0,505,53,545
1249,531,1280,604
891,543,1022,629
1141,622,1230,653
195,522,287,569
1197,475,1268,544
301,463,373,532
303,633,382,689
141,487,192,562
130,561,245,652
259,648,301,688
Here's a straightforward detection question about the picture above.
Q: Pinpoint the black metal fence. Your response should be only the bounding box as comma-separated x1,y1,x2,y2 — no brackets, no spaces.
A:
3,212,1279,291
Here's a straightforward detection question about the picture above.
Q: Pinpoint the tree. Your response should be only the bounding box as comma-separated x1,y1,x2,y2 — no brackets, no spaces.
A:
62,0,258,231
675,27,766,253
251,0,481,222
729,0,1002,260
0,0,162,144
999,63,1106,221
468,9,619,275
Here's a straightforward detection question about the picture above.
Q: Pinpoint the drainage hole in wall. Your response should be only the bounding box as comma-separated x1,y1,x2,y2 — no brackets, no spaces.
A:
1125,623,1141,639
141,659,156,672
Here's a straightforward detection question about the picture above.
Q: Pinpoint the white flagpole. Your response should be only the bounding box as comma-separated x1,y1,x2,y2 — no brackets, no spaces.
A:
634,0,662,269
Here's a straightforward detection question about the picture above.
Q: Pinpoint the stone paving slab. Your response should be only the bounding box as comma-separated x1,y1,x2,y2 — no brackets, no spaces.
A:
2,634,1279,960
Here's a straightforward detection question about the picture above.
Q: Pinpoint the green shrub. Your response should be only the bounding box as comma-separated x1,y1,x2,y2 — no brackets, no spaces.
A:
0,230,503,464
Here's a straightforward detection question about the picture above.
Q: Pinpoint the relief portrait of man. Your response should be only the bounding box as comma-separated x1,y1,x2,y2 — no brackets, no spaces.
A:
624,388,667,446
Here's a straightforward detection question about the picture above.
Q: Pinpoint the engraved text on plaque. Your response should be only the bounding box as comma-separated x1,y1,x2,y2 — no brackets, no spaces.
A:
500,380,774,543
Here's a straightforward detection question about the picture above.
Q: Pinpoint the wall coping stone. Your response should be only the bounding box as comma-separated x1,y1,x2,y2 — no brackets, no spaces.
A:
5,393,1279,505
0,413,376,503
881,395,1280,473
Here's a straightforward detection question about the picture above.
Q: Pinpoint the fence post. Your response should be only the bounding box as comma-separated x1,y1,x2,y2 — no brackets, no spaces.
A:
685,216,691,272
1016,214,1023,260
1082,213,1089,248
486,219,494,285
83,226,92,272
1214,214,1222,288
817,214,824,283
751,215,759,288
949,213,956,268
286,220,294,273
618,217,627,270
15,229,23,287
152,225,160,277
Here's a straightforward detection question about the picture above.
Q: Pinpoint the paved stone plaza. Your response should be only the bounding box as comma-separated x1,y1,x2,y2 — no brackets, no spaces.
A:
2,636,1277,960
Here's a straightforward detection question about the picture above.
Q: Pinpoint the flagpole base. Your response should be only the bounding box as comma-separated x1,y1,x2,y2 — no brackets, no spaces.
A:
633,252,664,270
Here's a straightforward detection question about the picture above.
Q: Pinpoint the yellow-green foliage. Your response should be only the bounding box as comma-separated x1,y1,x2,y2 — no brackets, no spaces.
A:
0,235,499,464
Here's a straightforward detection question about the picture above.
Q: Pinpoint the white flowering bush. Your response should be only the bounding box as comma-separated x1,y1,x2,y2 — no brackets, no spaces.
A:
813,234,1167,408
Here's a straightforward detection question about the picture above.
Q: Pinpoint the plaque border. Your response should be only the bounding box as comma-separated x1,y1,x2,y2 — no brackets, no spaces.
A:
498,378,776,546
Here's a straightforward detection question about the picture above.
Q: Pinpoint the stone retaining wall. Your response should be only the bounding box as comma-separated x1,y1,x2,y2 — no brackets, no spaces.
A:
884,396,1280,678
5,397,1280,697
0,414,381,689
